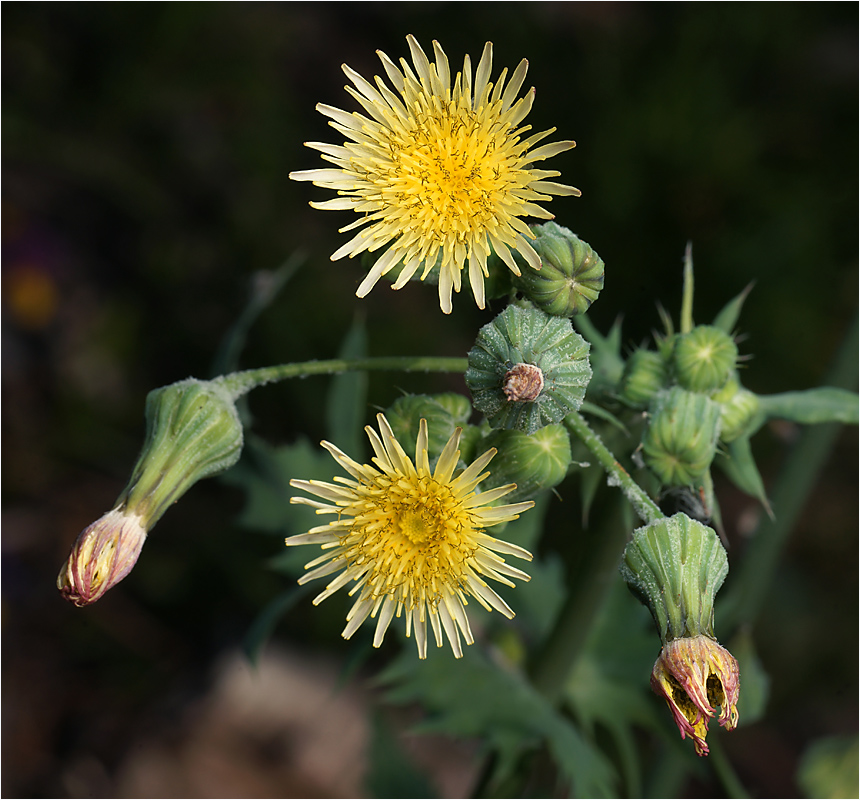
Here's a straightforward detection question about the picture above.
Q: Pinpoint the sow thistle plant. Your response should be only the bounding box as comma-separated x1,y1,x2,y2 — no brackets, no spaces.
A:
58,35,858,797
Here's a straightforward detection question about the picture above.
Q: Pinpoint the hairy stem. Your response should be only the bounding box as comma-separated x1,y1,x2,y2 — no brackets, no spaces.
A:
215,356,469,400
564,409,663,525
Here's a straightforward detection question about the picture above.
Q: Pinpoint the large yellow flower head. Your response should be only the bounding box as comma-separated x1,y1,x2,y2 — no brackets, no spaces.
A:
290,35,580,314
287,413,534,658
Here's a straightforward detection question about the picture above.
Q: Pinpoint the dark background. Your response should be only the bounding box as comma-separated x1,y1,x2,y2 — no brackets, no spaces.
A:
3,3,857,797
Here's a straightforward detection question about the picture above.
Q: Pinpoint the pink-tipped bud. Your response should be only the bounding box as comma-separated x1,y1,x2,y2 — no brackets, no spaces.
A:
57,509,147,607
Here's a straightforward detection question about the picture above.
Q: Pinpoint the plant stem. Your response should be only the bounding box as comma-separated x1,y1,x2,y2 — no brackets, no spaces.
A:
564,409,663,525
215,356,469,400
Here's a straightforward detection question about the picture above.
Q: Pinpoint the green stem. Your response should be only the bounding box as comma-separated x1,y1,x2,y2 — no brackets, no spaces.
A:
215,356,469,400
564,409,663,525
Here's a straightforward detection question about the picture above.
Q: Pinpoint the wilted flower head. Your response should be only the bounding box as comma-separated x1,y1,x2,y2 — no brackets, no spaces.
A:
290,35,580,313
57,509,147,607
287,413,534,658
651,635,740,757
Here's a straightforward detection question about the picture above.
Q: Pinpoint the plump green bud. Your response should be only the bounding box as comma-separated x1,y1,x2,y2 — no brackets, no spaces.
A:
712,374,761,443
620,513,728,643
117,378,244,529
384,394,468,461
465,303,592,434
673,325,738,394
641,387,721,486
618,349,670,408
479,423,572,502
513,222,605,317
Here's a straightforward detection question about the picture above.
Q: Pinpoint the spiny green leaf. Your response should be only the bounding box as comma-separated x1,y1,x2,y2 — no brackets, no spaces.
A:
221,433,335,535
379,646,617,797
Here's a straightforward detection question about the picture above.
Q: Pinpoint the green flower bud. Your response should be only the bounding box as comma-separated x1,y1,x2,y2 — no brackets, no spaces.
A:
641,387,721,486
618,349,670,409
480,423,572,502
673,325,738,394
430,392,472,425
58,377,244,606
513,222,605,317
118,378,244,528
384,394,467,461
465,303,592,434
620,513,727,642
712,374,761,443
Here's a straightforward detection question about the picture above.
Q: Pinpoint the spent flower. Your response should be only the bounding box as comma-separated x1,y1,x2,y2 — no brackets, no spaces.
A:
290,35,579,313
621,513,740,756
287,413,534,658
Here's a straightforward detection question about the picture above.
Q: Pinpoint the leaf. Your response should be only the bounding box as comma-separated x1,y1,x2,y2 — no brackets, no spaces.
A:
715,436,772,516
727,628,770,727
326,314,369,458
243,584,314,666
712,282,754,334
221,433,336,535
758,387,859,426
797,735,859,800
574,314,625,397
211,251,306,376
364,713,437,799
379,646,618,798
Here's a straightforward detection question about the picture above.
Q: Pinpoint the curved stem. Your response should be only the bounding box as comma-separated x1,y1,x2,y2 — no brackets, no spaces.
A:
564,409,663,525
215,356,469,400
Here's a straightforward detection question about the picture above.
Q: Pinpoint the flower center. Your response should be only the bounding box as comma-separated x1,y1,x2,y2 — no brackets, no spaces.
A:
396,507,439,545
372,98,520,245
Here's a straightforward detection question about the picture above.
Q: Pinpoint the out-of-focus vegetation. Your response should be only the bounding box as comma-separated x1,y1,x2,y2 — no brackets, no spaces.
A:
3,4,856,797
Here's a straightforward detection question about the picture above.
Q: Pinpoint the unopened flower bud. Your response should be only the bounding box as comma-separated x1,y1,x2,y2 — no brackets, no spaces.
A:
57,509,146,607
58,378,244,605
385,393,469,461
479,423,572,502
465,303,591,434
511,222,604,317
641,387,721,486
117,378,244,527
712,374,761,443
620,513,739,756
617,349,670,409
673,325,738,394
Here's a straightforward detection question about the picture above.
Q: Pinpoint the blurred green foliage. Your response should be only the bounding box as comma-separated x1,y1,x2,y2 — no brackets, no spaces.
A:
3,4,856,798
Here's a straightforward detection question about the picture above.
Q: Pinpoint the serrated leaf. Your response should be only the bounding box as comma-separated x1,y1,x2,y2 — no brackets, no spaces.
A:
379,646,617,797
221,433,336,535
758,387,859,426
326,315,368,458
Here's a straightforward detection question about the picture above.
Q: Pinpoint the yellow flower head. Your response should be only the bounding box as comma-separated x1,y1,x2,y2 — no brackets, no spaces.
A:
290,35,580,314
287,413,534,658
651,635,740,757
